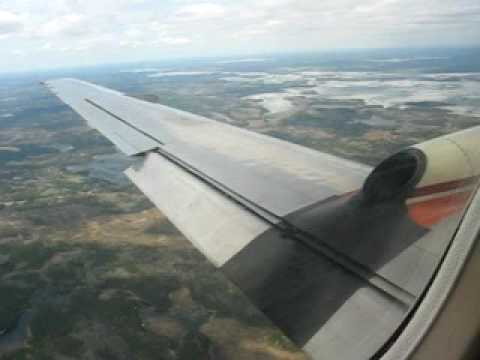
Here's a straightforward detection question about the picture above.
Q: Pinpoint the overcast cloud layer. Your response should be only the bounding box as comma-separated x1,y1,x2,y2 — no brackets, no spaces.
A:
0,0,479,72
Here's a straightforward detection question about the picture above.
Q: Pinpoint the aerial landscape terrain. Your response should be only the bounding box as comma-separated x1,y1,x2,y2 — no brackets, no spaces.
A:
1,48,480,359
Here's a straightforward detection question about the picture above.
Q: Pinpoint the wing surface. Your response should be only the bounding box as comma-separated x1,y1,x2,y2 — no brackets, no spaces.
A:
46,78,370,217
46,78,463,360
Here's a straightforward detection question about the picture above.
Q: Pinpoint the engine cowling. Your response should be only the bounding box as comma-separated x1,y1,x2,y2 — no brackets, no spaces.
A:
363,126,480,204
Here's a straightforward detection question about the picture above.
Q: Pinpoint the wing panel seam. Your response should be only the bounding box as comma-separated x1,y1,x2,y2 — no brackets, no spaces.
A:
84,98,164,148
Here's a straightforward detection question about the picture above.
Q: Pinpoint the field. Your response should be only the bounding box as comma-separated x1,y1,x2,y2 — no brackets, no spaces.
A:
1,48,480,359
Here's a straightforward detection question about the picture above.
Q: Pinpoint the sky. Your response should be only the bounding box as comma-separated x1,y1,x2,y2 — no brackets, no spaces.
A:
0,0,479,72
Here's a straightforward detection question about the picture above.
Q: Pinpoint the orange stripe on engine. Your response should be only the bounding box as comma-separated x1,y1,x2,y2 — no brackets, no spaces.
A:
411,176,479,198
408,190,473,228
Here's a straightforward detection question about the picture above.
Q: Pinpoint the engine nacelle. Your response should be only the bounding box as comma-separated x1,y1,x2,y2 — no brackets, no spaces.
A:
363,126,480,204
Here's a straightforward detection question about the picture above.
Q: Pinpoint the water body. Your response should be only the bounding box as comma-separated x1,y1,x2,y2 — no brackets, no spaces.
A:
225,71,480,118
245,93,294,114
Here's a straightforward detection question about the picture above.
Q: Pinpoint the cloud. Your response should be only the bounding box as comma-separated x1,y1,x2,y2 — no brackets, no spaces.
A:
41,41,53,50
119,35,192,48
0,0,479,71
0,10,23,36
12,49,26,56
39,13,89,37
233,17,284,39
175,3,226,19
157,36,192,46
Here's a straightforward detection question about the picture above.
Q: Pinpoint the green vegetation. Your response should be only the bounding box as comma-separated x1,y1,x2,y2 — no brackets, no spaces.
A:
1,58,479,359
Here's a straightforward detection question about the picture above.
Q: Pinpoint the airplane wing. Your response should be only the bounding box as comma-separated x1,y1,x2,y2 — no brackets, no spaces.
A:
45,78,480,360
